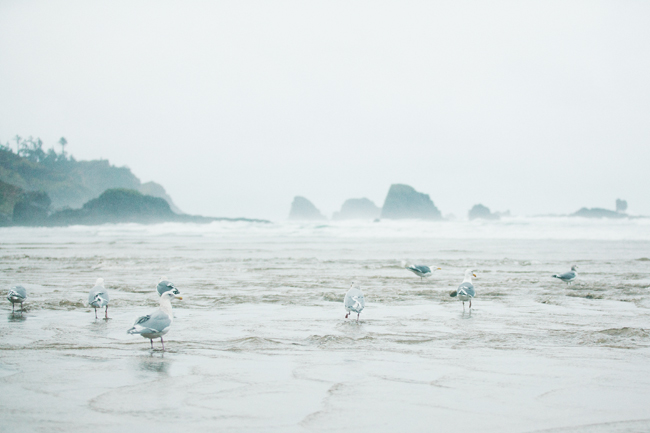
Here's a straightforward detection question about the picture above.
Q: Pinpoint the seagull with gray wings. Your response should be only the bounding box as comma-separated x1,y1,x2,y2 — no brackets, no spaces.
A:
7,285,27,314
157,276,180,297
552,265,578,285
127,291,182,350
88,278,109,319
401,261,441,280
450,269,476,310
344,283,365,322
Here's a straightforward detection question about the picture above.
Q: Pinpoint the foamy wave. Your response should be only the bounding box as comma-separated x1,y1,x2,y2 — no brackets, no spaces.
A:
1,216,649,241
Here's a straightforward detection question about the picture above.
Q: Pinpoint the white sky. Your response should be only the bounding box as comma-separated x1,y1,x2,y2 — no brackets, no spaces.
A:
1,1,649,220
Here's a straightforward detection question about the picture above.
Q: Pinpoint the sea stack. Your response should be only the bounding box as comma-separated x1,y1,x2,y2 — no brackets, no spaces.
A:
380,184,442,220
288,196,326,221
332,198,381,220
468,204,500,220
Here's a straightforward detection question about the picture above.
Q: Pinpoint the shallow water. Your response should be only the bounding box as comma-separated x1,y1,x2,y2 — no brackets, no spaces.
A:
1,219,649,432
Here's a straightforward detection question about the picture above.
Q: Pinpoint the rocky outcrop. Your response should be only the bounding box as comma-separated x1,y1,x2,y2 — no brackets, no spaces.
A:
468,204,500,220
288,196,326,221
48,188,174,225
0,180,24,225
1,180,52,226
138,181,183,214
572,208,626,219
380,184,442,220
332,198,380,220
13,191,51,226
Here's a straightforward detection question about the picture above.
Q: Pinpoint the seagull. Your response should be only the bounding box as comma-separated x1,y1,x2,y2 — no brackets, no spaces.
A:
88,278,110,319
127,291,182,351
156,276,180,297
402,261,441,280
7,285,27,314
552,265,578,285
344,283,365,322
450,269,476,310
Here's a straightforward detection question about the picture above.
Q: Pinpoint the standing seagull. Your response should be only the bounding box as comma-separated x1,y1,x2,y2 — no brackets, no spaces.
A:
88,278,110,319
402,261,441,281
552,265,578,285
450,269,476,310
127,291,182,351
344,283,365,322
156,276,180,297
7,286,27,314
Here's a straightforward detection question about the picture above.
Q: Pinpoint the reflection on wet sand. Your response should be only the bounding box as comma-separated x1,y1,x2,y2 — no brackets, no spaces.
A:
1,225,650,432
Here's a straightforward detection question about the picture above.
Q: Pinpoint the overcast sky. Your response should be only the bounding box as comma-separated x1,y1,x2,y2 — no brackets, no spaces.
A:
1,1,649,220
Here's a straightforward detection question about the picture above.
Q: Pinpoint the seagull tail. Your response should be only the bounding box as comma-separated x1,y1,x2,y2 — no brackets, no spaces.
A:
552,274,560,279
400,260,409,268
449,290,458,297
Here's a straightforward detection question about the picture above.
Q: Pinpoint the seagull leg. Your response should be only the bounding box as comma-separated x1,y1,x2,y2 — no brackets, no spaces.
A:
105,305,109,319
357,313,360,322
462,301,465,310
11,303,14,313
94,307,98,319
20,302,23,314
161,337,165,351
150,339,154,349
345,313,349,319
469,299,472,309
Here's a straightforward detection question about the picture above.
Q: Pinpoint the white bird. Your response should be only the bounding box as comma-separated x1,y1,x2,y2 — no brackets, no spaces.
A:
88,278,109,319
156,276,180,297
450,269,476,310
344,283,365,322
552,265,578,285
7,285,27,314
127,291,182,350
402,261,441,280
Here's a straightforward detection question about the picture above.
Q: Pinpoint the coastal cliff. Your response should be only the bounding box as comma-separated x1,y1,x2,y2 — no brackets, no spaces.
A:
380,184,442,220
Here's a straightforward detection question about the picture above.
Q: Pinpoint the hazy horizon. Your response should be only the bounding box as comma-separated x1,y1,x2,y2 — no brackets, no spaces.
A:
2,1,649,220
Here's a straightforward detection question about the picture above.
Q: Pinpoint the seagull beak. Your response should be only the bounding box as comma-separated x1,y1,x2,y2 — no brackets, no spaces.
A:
437,268,441,270
473,273,477,278
175,295,183,300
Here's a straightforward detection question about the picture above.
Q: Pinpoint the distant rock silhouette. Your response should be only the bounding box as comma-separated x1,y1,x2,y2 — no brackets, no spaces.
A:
48,188,175,225
139,181,183,214
13,191,51,226
572,207,626,219
380,184,442,220
288,196,326,221
332,198,380,220
468,204,500,220
616,199,628,213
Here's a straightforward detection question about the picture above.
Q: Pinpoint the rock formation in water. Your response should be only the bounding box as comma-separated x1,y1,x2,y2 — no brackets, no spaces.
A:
332,198,381,220
468,204,500,220
138,181,183,214
288,196,326,221
572,207,626,219
573,199,631,219
48,188,175,225
380,184,442,220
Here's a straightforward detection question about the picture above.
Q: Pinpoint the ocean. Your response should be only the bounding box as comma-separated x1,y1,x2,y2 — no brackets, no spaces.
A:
1,218,649,432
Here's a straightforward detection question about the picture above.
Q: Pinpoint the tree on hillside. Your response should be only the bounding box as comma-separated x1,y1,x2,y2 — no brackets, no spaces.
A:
59,137,67,156
14,135,21,154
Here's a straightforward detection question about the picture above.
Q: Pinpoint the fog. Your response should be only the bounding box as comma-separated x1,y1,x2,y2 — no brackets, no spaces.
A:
1,1,649,220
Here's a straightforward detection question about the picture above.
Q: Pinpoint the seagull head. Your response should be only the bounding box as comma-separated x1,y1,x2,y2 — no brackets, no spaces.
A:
161,291,182,301
465,269,477,279
95,278,105,286
571,265,578,271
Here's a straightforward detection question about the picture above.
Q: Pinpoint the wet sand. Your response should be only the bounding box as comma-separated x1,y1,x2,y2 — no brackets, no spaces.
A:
1,221,650,432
